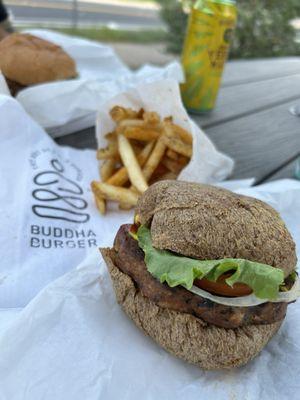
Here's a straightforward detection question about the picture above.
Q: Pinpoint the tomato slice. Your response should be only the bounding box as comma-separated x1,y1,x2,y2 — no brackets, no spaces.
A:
130,223,139,235
194,272,253,297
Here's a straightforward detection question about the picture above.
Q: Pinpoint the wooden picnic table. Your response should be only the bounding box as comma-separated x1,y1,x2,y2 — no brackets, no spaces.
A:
56,57,300,184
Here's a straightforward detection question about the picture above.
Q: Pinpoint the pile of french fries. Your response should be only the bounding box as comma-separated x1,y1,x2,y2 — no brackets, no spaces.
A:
91,106,193,214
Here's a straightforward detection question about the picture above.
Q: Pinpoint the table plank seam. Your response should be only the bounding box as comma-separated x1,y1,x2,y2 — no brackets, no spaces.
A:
202,94,300,129
255,152,300,185
222,71,300,88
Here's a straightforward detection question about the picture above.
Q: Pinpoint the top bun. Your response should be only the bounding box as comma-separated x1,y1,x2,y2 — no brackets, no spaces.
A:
0,33,77,85
135,181,297,277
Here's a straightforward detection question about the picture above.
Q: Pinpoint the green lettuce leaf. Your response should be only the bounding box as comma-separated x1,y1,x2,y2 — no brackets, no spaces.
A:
137,225,285,300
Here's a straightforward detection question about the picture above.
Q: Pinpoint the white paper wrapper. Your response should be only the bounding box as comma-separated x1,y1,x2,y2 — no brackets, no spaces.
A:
0,92,300,399
0,180,299,400
0,30,184,137
96,79,234,183
0,72,10,96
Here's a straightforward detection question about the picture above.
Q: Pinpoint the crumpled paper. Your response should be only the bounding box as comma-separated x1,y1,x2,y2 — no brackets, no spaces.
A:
1,29,183,136
0,180,299,400
97,79,234,183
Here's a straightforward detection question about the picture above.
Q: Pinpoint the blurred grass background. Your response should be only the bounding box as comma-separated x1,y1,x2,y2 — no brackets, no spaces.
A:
24,26,167,44
156,0,300,58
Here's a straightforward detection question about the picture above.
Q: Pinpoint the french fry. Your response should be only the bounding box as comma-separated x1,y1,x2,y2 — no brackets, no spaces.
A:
119,203,133,211
178,155,190,166
137,108,145,118
123,126,160,141
104,131,117,141
100,159,115,181
166,149,179,160
162,157,184,174
110,106,139,122
97,149,117,161
163,120,193,147
110,106,126,122
163,121,177,138
117,134,148,193
97,141,119,160
149,162,169,185
151,162,169,177
131,141,145,154
161,126,192,158
106,141,154,186
91,181,107,214
171,123,193,145
142,137,166,180
136,141,155,165
119,119,146,129
91,181,139,206
95,196,106,214
143,111,160,126
119,186,140,210
156,171,178,181
106,166,128,187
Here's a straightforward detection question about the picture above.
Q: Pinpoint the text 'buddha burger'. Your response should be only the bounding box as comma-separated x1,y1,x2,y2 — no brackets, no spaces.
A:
101,181,299,370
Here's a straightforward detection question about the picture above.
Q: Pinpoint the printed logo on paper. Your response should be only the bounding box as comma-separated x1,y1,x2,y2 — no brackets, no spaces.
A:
28,148,97,250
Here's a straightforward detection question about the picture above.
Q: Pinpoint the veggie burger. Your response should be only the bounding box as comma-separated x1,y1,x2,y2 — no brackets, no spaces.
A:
101,180,299,370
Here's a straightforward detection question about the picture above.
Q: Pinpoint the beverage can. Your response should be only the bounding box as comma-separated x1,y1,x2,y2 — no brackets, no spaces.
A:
181,0,237,113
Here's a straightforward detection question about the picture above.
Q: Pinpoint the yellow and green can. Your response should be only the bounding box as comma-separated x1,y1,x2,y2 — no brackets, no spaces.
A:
181,0,237,113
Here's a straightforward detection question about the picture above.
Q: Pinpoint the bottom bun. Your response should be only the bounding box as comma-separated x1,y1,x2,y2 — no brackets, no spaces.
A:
101,248,283,370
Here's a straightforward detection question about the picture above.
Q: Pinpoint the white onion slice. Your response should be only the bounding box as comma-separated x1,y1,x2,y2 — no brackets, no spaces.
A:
187,275,300,307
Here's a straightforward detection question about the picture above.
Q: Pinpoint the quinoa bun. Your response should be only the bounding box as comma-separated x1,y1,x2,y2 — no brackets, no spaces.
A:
0,33,77,96
101,181,299,370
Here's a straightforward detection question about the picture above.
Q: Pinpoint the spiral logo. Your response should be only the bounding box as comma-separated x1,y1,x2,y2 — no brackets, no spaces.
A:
32,159,90,223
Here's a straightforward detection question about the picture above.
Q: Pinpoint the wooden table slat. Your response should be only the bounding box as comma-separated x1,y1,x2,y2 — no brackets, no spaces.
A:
56,126,97,149
222,58,300,86
197,75,300,128
205,101,300,182
267,157,299,182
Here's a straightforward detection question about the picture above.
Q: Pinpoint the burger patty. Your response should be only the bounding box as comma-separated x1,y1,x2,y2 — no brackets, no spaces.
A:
111,224,288,329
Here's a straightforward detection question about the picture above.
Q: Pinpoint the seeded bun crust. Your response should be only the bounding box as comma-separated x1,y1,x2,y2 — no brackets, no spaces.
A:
101,248,282,370
0,33,77,86
135,181,297,278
